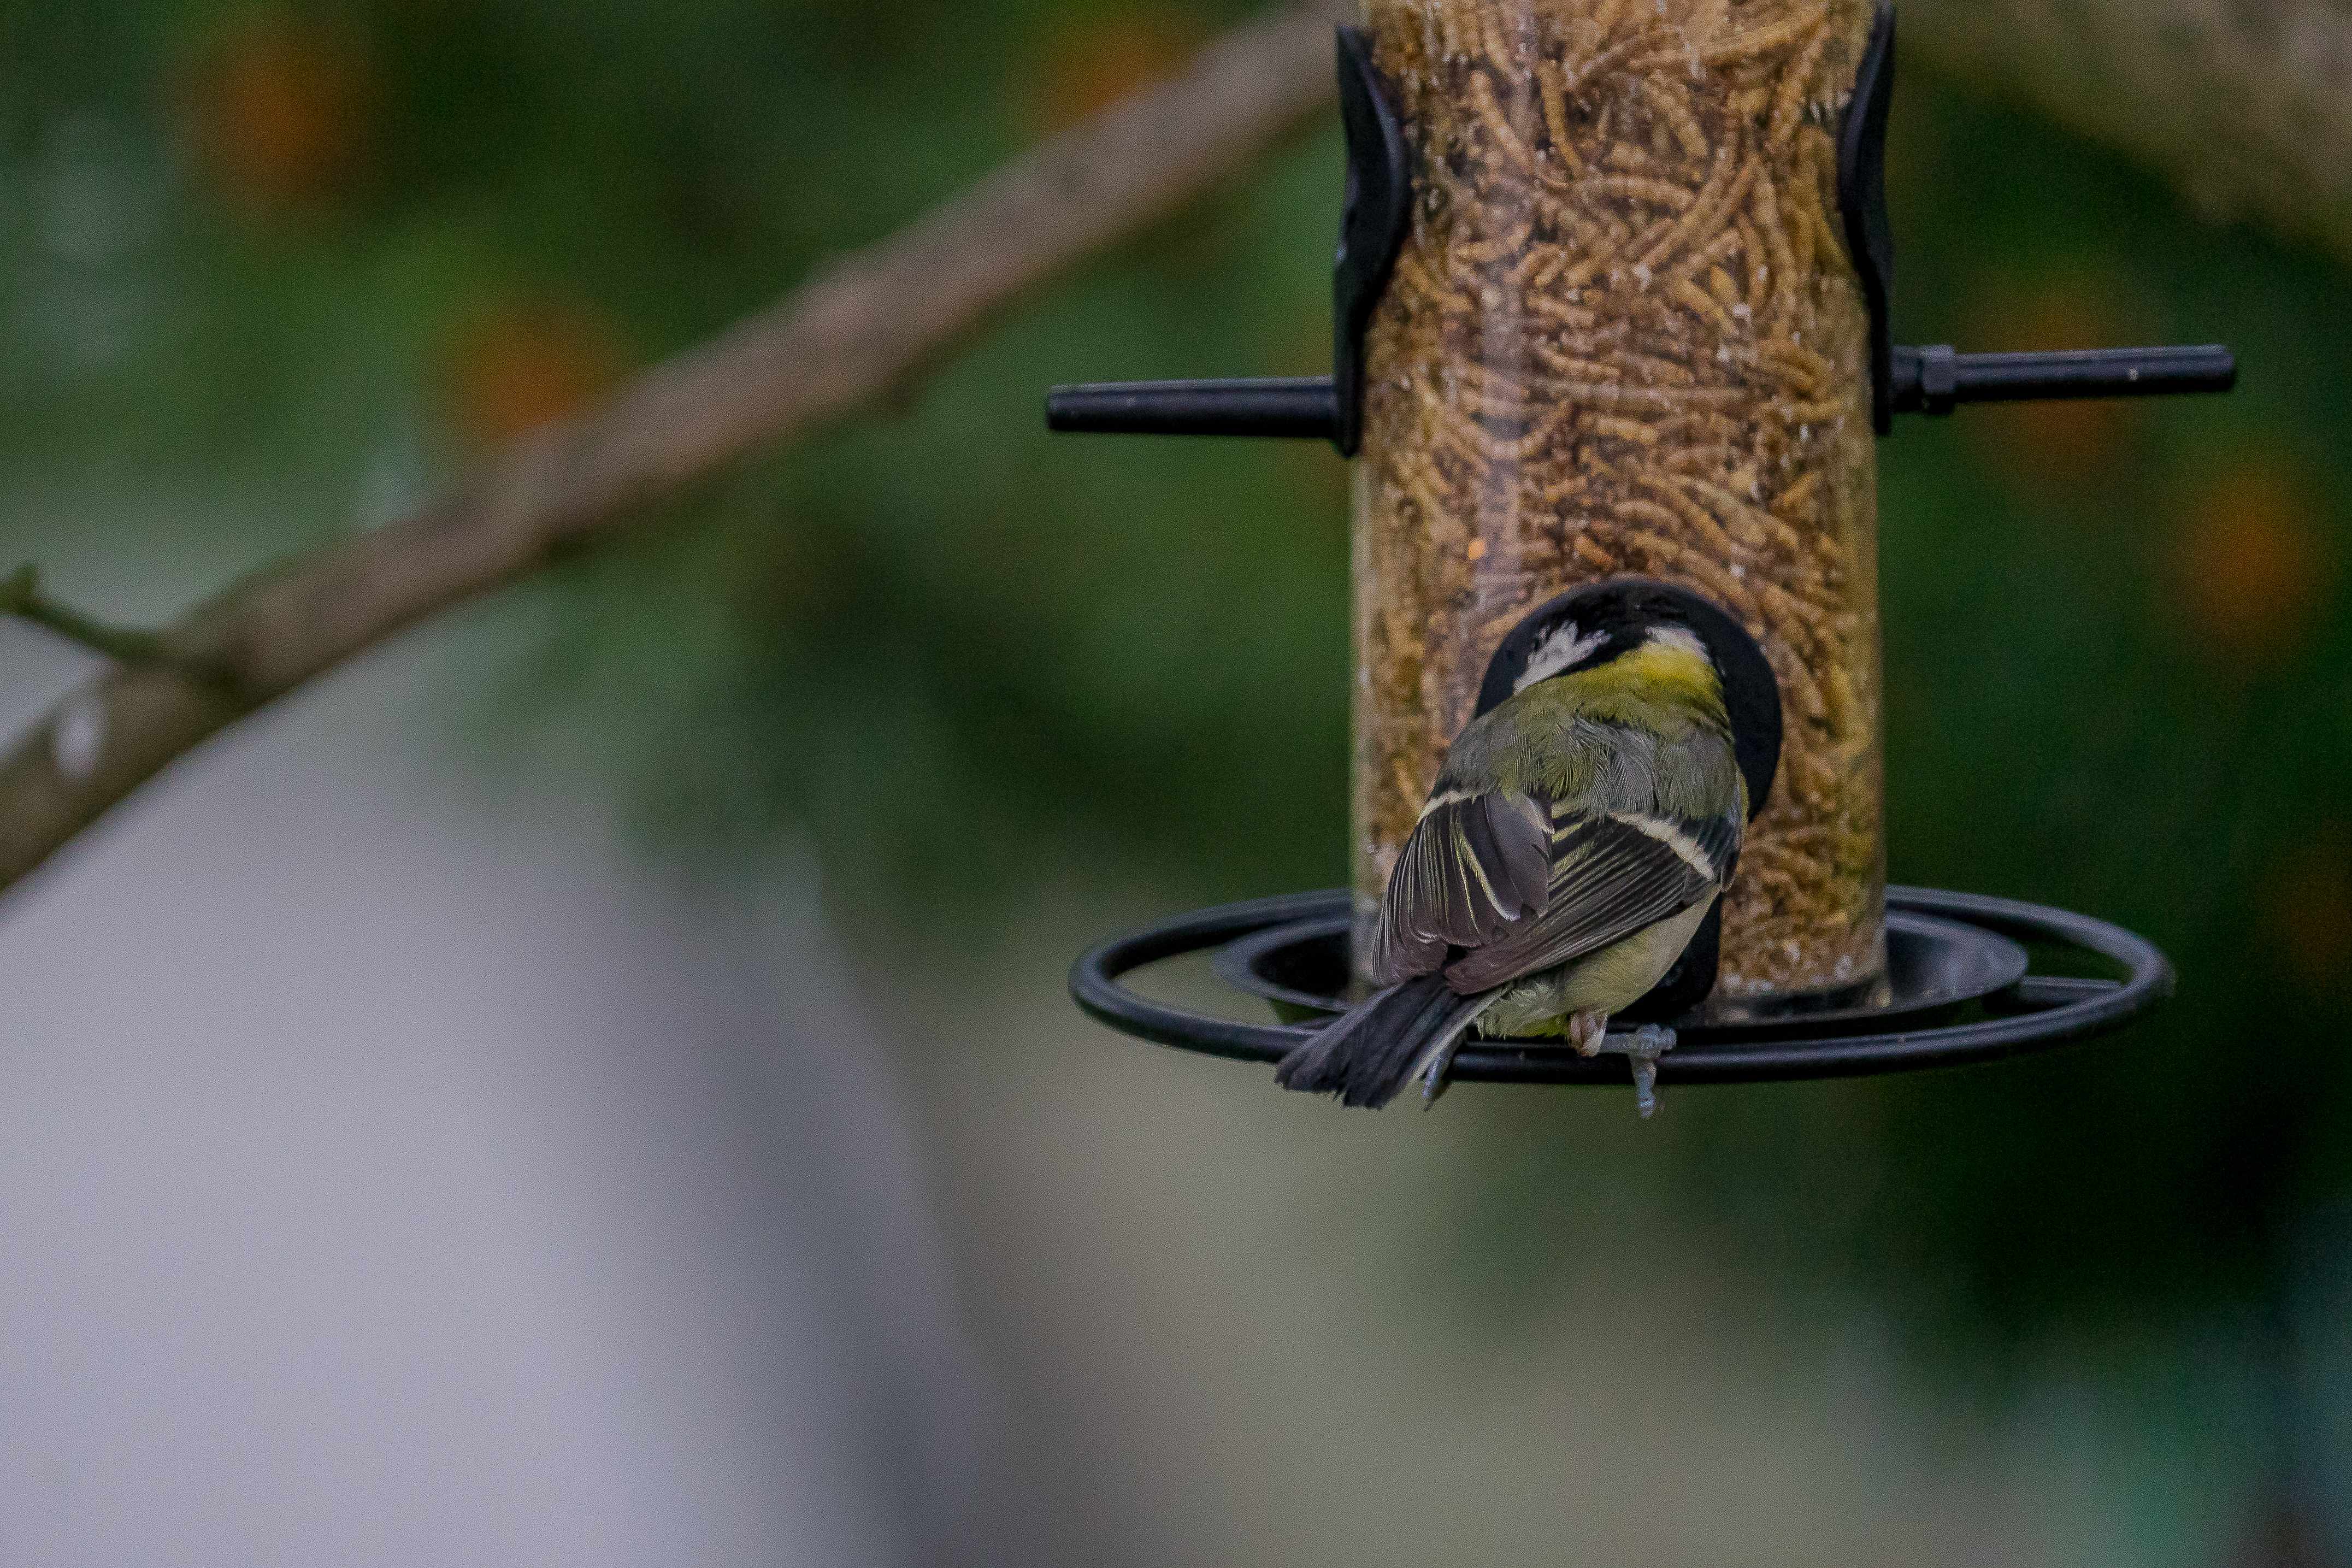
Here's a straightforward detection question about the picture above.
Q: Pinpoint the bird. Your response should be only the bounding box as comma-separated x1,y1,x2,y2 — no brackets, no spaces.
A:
1275,580,1776,1116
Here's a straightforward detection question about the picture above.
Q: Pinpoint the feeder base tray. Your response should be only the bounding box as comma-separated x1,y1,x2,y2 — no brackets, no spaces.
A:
1070,887,2172,1087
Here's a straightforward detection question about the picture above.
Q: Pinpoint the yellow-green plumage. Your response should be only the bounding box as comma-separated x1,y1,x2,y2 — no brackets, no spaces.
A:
1279,612,1749,1110
1440,638,1744,817
1479,896,1717,1038
1446,633,1743,1037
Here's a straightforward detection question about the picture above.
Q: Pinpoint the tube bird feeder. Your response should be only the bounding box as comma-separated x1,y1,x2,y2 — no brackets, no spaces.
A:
1050,2,2230,1088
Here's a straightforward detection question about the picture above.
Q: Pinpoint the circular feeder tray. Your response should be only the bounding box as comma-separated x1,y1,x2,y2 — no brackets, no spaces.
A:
1212,904,2032,1037
1071,887,2173,1086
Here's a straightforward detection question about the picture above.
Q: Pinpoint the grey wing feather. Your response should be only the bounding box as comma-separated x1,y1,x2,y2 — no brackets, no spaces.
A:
1368,790,1550,984
1442,806,1738,994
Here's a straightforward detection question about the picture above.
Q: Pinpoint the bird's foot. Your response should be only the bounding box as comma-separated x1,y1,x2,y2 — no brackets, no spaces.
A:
1567,1011,1610,1057
1590,1023,1677,1119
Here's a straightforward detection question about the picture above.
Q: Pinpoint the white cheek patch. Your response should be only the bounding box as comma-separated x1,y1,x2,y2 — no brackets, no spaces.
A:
1512,620,1610,693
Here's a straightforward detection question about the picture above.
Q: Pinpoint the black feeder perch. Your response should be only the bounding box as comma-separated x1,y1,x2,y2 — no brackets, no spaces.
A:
1051,5,2222,1100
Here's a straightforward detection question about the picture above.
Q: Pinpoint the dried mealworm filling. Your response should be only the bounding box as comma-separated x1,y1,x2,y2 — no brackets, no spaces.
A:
1350,0,1888,1011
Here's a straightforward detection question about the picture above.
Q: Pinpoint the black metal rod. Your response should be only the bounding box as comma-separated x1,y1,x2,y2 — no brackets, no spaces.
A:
1895,344,2236,414
1045,376,1339,440
1051,346,2235,437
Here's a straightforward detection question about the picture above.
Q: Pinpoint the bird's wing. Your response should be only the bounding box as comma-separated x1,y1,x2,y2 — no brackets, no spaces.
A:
1367,789,1552,984
1440,801,1739,995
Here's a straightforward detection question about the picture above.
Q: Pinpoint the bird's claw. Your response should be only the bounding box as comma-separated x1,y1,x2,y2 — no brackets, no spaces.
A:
1568,1011,1608,1057
1593,1024,1677,1119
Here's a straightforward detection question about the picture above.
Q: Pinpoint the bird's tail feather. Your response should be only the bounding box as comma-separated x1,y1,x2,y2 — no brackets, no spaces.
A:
1275,974,1496,1110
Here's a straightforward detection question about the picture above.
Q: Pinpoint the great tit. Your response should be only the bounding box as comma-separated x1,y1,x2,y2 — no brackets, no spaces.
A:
1277,580,1774,1115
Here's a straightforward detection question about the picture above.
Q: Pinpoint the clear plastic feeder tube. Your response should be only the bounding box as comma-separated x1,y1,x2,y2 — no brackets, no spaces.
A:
1350,0,1888,1012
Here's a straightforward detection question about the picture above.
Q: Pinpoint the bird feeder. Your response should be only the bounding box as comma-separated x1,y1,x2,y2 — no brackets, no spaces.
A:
1052,1,2226,1089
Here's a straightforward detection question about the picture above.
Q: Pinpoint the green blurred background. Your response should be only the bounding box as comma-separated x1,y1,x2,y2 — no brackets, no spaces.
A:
3,2,2349,1563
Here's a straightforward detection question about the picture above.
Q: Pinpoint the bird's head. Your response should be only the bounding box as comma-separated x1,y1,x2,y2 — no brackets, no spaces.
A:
1475,577,1785,822
1489,581,1713,694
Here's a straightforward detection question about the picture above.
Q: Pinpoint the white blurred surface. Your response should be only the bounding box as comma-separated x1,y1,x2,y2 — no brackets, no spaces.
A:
0,624,992,1567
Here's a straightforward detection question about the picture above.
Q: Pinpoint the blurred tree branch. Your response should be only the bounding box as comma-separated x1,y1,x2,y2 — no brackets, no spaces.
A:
0,0,2340,897
0,567,179,669
1903,0,2352,259
0,0,1345,895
